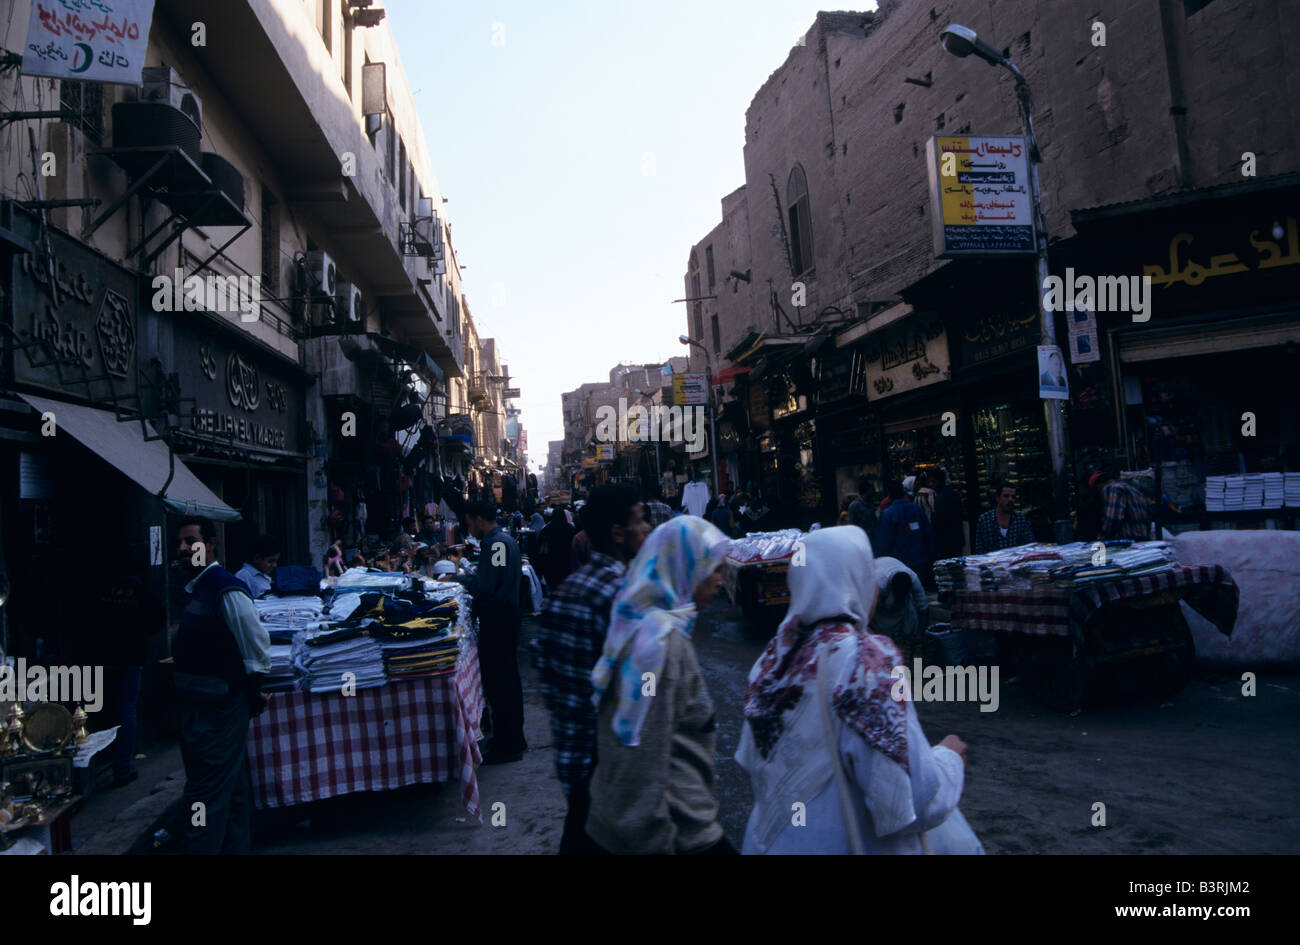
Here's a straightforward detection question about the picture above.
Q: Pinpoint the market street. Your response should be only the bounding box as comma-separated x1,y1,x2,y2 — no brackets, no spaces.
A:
154,600,1297,856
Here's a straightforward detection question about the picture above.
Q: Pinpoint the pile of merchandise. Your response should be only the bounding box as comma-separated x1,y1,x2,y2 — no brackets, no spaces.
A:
726,529,805,564
933,541,1178,592
254,596,327,692
1205,473,1294,511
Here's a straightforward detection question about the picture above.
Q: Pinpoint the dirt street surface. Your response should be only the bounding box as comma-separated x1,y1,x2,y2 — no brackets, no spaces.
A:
105,600,1297,855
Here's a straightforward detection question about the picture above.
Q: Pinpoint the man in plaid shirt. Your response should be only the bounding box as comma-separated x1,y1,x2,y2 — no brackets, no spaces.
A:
642,483,675,528
535,483,650,854
1097,471,1152,540
973,480,1035,554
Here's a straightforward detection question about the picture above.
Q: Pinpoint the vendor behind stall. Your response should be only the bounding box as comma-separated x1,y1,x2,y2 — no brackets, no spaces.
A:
235,536,280,599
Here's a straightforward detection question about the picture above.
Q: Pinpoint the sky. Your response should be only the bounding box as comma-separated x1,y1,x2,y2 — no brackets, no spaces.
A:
387,0,875,473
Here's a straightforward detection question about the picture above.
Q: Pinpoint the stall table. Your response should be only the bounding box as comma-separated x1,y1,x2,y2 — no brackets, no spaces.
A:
247,636,484,820
947,564,1238,710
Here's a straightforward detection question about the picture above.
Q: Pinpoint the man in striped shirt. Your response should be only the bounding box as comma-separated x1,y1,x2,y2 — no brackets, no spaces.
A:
535,484,651,854
1096,471,1152,541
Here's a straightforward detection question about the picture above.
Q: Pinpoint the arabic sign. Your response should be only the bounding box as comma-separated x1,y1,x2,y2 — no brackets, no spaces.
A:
168,314,304,455
926,135,1034,257
8,206,138,405
672,373,708,406
1143,216,1300,290
595,443,615,462
861,314,949,401
22,0,155,86
958,308,1039,367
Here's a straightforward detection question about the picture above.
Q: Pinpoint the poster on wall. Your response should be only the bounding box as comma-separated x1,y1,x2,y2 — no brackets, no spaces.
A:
1067,301,1101,364
1038,345,1069,400
21,0,157,86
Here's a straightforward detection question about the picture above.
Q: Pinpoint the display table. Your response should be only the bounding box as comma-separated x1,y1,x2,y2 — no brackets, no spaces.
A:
948,564,1239,642
247,637,484,820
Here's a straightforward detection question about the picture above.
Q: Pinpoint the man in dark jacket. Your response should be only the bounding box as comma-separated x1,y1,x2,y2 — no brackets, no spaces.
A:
457,500,527,764
874,479,937,586
172,517,271,854
848,475,877,542
928,468,966,560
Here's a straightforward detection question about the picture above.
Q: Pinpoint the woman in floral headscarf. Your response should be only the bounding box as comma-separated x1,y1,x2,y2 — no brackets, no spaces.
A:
586,517,733,854
738,526,978,854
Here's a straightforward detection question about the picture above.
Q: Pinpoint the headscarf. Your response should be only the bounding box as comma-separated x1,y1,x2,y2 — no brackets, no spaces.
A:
741,526,915,848
744,526,907,767
591,517,731,746
902,475,917,496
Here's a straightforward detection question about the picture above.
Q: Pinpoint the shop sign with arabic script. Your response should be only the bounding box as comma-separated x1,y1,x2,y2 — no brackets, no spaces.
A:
926,135,1035,257
861,315,950,401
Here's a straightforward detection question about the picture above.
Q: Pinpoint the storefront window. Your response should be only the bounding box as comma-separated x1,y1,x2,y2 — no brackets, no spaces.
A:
972,400,1051,536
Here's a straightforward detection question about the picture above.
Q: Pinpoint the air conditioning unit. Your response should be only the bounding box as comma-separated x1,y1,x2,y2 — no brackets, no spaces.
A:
306,251,337,298
140,66,202,131
335,282,363,324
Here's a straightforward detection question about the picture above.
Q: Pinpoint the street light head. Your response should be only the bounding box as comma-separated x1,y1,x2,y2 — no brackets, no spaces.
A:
678,335,691,345
940,23,1004,65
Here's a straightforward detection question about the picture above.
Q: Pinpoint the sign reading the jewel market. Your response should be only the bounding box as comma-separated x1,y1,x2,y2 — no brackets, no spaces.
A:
21,0,156,86
926,135,1035,257
171,318,304,455
9,206,138,406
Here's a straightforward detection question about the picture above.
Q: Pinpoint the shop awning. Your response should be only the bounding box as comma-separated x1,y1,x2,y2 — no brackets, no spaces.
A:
713,365,752,385
17,393,241,522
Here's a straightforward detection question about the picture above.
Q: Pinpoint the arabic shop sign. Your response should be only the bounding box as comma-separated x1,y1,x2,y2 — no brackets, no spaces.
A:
672,373,708,406
22,0,156,86
958,308,1039,367
171,319,303,455
9,209,138,405
861,315,949,400
1143,216,1300,290
926,135,1035,257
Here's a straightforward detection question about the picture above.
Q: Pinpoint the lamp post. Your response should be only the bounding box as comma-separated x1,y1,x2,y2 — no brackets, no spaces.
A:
679,335,721,497
636,388,663,485
941,24,1072,542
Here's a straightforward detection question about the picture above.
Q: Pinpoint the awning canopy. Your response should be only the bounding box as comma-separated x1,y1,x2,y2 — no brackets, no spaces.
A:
17,393,240,522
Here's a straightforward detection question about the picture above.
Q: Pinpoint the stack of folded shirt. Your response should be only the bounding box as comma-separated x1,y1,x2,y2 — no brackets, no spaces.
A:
368,596,461,681
292,633,386,693
1286,473,1300,508
379,636,461,680
264,644,298,692
256,595,327,644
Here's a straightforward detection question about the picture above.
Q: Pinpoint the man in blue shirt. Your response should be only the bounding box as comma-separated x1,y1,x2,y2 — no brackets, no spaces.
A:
873,479,936,585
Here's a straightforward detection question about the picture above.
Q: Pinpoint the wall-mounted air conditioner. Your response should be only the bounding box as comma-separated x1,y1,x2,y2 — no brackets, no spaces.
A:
140,66,202,131
335,282,363,324
306,251,337,298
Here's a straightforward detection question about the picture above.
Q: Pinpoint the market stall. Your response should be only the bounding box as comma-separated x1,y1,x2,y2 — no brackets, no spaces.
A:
726,530,804,635
937,541,1238,711
245,571,485,821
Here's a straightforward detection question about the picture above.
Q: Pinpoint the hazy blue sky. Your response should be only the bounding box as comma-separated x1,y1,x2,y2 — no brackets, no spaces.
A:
388,1,875,472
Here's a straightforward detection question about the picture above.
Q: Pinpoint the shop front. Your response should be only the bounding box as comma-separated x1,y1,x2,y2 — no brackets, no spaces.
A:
1068,174,1300,533
147,305,312,569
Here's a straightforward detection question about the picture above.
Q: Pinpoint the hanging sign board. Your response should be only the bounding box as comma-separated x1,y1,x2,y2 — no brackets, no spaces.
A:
926,135,1035,257
21,0,157,86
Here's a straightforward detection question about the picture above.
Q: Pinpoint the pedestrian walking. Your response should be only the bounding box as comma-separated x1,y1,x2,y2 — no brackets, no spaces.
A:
874,480,936,585
172,517,272,854
586,517,735,854
538,504,576,591
1094,470,1152,541
536,485,651,854
737,526,976,854
928,468,965,559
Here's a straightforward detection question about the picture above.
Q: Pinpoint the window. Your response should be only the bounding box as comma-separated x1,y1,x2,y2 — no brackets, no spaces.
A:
343,11,352,94
318,0,331,50
711,314,720,354
787,164,814,275
387,110,396,181
689,250,702,340
60,80,103,145
399,138,407,207
261,186,280,294
705,245,715,290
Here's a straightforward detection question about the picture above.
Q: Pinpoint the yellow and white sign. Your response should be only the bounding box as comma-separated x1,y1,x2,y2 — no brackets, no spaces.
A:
926,135,1034,257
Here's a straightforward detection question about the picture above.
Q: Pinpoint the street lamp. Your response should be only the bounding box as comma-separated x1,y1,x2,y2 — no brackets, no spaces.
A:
635,388,663,484
941,22,1070,542
678,335,721,497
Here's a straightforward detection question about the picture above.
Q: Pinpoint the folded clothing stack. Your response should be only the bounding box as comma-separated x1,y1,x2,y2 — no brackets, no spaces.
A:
368,596,461,681
726,529,805,564
255,595,327,645
291,634,386,693
264,644,298,692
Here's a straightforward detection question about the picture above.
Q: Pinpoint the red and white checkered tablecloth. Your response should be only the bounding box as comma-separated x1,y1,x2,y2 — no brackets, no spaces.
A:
247,636,485,821
949,565,1238,640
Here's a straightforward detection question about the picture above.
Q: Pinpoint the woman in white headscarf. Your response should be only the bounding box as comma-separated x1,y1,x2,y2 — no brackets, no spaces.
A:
586,517,733,854
737,526,977,854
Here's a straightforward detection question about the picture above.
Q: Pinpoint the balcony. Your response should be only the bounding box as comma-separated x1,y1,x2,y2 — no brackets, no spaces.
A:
468,372,491,407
